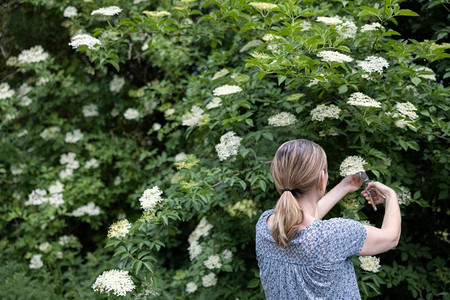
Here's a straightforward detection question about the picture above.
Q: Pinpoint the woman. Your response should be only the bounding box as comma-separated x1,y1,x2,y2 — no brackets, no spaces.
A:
255,139,401,299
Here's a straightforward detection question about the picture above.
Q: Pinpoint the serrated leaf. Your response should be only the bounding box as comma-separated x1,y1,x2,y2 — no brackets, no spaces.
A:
397,9,419,17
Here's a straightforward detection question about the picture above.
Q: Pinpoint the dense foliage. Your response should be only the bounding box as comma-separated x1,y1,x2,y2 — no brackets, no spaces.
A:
0,0,449,299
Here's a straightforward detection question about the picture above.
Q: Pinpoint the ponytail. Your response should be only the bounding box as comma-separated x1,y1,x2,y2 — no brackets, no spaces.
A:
271,190,303,248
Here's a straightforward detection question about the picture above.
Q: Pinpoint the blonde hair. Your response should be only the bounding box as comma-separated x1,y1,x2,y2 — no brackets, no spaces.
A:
270,139,327,248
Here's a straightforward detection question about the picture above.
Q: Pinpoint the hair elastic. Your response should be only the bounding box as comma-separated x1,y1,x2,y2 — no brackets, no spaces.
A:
282,188,291,193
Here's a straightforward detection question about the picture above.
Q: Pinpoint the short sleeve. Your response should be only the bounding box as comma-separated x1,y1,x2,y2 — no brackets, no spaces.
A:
325,218,367,260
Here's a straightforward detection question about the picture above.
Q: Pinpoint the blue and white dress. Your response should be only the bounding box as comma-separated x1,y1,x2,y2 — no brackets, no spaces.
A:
256,209,367,300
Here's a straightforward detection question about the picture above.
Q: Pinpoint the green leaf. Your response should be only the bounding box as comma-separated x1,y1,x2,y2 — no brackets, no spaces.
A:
262,132,273,141
338,85,348,94
247,278,260,288
278,75,287,85
411,77,421,86
397,9,419,17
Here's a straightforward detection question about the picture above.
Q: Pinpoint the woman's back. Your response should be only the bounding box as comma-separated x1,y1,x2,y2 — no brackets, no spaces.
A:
256,209,367,300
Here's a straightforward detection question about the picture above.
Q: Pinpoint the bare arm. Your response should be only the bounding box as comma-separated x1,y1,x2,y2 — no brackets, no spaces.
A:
317,174,364,219
359,182,401,256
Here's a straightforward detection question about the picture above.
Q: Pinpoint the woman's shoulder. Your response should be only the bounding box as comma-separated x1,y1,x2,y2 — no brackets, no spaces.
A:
322,217,365,232
256,209,274,228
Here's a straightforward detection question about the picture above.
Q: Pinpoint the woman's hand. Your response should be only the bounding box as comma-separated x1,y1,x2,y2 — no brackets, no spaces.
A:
361,181,393,205
339,173,364,194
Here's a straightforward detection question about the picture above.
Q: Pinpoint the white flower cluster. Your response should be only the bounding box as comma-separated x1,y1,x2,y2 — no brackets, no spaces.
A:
58,235,78,246
248,2,278,11
69,34,101,50
39,242,52,253
188,217,213,260
10,164,25,175
59,152,80,179
65,129,84,143
204,255,222,270
82,103,99,117
24,181,65,206
91,6,122,16
215,131,242,161
360,22,382,32
359,256,381,273
92,270,135,297
317,16,342,25
211,69,229,80
152,123,161,131
29,254,44,269
174,152,188,161
397,186,412,205
72,202,101,217
222,249,233,260
347,92,381,108
336,20,357,39
124,108,139,120
415,66,436,81
18,45,49,64
310,104,341,121
262,33,281,41
206,97,222,110
239,40,262,53
139,186,163,212
182,105,205,126
396,102,418,119
357,56,389,74
85,158,99,169
40,126,60,140
107,219,131,238
202,272,217,287
268,112,297,127
17,83,32,106
143,11,171,18
186,282,198,293
339,156,366,177
317,51,353,63
0,82,15,100
63,6,78,17
213,85,242,96
109,75,125,92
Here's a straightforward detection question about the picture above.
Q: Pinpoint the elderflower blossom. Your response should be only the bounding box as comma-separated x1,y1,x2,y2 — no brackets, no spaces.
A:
250,51,271,60
107,219,131,238
63,6,78,17
339,156,366,177
268,112,297,127
206,97,222,109
174,152,188,162
215,131,242,161
29,254,44,269
139,186,163,212
310,104,341,121
91,6,122,16
69,34,101,50
17,83,32,97
222,249,233,260
65,129,84,143
239,40,262,53
85,158,99,169
347,92,381,108
359,256,381,273
182,106,204,126
10,164,25,176
82,103,99,117
317,16,342,25
204,255,222,270
336,20,357,39
361,22,382,32
92,270,135,297
397,186,412,205
60,152,80,170
186,282,198,294
317,51,353,63
211,69,229,80
72,202,101,217
109,75,125,92
395,119,413,129
248,2,278,11
24,189,47,206
262,33,282,41
415,66,436,81
226,199,258,218
18,46,49,64
49,181,64,194
152,123,161,131
202,273,217,287
123,108,139,120
357,56,389,74
396,102,418,119
39,242,52,253
188,217,213,260
213,85,242,96
0,82,15,100
58,235,78,246
143,11,171,18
